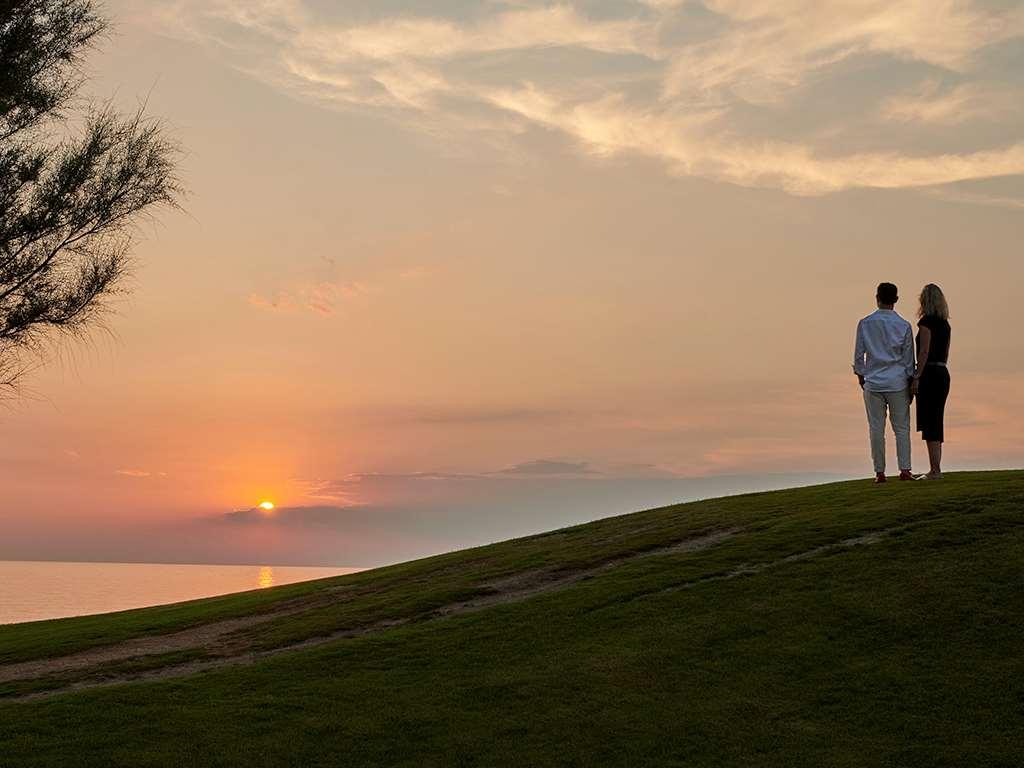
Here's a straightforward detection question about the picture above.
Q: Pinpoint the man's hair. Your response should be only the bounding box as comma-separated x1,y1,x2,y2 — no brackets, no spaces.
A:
876,282,898,305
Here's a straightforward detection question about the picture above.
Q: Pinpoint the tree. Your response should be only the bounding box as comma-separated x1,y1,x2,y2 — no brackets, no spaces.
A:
1,0,180,390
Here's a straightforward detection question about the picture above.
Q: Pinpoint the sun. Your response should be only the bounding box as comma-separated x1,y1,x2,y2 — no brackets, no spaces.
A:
258,500,275,511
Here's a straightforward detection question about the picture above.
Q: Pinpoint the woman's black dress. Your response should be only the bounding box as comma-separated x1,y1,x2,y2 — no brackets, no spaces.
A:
916,315,951,442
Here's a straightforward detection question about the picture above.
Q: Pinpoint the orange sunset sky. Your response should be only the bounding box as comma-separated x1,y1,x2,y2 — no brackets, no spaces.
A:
2,0,1023,566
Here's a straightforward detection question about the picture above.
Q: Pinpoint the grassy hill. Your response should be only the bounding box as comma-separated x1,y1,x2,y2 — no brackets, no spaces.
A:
1,471,1023,767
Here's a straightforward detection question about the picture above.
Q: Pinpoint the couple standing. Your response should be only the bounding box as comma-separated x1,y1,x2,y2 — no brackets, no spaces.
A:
853,282,951,483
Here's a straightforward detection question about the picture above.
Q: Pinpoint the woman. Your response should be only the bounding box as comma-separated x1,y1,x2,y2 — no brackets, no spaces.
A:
911,284,951,479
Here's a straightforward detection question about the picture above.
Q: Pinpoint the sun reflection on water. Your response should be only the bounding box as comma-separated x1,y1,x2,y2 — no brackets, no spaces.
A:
257,566,274,589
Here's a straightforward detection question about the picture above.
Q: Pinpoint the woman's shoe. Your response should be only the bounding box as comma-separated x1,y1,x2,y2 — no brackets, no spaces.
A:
874,473,887,484
920,472,944,480
898,470,915,481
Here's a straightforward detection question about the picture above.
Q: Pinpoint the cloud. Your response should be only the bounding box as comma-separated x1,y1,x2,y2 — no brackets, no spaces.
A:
398,266,431,280
320,6,653,61
115,468,156,478
881,80,1019,125
636,0,685,9
403,406,566,426
326,403,574,428
248,280,370,316
151,0,1024,196
223,504,345,525
662,0,1020,102
922,186,1024,210
246,235,436,315
488,83,1024,194
496,459,597,476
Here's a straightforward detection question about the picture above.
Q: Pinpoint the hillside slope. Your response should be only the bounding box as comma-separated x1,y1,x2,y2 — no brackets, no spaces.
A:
1,471,1023,767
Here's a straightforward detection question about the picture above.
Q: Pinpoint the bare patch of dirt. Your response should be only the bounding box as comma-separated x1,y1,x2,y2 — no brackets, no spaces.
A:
842,531,887,547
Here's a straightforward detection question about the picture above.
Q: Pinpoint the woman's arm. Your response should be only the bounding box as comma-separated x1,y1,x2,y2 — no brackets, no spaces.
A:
912,325,931,394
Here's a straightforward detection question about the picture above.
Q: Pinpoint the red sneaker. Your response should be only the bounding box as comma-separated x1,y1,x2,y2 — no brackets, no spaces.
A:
899,470,915,481
874,473,887,484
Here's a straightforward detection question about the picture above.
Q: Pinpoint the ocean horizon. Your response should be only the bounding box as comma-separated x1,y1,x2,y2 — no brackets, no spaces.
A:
0,560,360,625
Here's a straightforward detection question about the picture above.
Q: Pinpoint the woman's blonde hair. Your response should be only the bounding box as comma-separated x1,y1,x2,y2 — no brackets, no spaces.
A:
918,283,949,320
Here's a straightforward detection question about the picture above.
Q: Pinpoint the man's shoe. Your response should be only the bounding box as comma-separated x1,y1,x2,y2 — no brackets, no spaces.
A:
898,470,915,481
874,473,887,484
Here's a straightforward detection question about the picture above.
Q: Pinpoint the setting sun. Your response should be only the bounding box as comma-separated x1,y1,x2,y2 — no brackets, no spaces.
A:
258,501,275,511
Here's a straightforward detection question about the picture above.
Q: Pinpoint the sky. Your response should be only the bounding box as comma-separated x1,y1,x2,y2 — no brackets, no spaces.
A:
1,0,1023,567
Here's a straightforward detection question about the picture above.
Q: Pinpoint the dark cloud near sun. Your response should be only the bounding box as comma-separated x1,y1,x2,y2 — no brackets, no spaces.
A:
206,467,850,566
494,459,597,476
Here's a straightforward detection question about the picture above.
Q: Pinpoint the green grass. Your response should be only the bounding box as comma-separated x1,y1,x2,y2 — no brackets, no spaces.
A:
1,471,1023,767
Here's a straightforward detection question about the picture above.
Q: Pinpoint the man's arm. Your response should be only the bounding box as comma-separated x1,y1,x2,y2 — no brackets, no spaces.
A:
853,320,867,388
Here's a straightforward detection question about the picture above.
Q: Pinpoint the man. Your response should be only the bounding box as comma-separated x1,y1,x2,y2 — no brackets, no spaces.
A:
853,282,916,483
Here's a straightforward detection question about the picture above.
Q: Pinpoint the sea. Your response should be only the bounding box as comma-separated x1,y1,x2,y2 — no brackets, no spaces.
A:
0,560,360,625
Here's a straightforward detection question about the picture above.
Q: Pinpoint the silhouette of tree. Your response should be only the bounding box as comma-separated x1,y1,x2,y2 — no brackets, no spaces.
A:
1,0,181,390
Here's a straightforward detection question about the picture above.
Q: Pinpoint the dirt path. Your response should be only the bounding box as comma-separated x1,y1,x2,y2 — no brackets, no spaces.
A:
660,529,892,594
0,526,891,702
0,600,324,686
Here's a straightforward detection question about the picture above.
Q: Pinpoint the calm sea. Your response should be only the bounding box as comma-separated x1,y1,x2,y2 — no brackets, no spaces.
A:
0,560,360,625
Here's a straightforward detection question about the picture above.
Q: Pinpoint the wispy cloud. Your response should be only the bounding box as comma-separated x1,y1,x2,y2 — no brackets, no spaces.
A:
495,459,597,476
881,80,1019,125
662,0,1021,101
486,84,1024,194
921,185,1024,210
151,1,1024,195
245,232,437,315
248,280,370,316
115,468,167,478
401,406,566,426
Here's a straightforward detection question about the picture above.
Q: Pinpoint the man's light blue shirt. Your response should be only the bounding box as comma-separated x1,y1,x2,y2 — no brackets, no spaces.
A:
853,309,915,393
